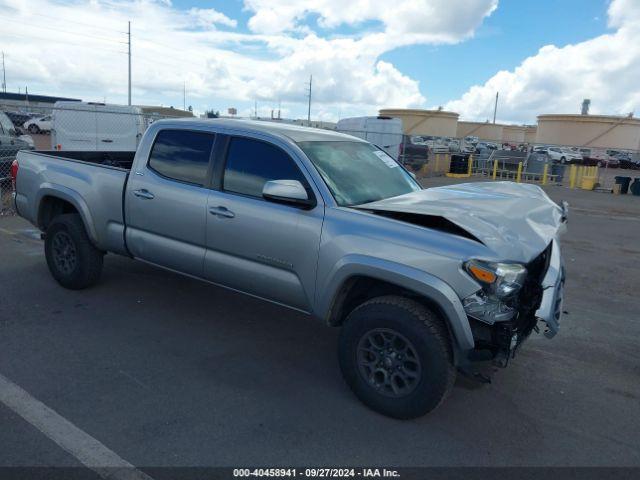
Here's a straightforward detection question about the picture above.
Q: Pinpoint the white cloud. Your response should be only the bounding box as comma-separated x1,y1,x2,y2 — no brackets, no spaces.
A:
445,0,640,123
244,0,497,43
0,0,495,119
188,8,238,29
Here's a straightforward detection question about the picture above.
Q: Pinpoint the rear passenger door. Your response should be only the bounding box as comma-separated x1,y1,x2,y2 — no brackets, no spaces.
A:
126,129,215,276
203,135,324,312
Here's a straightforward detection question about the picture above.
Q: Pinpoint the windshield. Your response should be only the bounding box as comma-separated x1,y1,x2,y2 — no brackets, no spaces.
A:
298,141,421,207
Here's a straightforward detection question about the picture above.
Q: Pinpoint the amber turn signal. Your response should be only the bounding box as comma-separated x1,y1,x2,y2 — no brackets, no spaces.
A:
468,264,497,284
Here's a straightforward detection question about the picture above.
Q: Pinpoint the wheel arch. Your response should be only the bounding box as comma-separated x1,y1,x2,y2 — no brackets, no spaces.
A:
317,256,475,355
36,186,99,246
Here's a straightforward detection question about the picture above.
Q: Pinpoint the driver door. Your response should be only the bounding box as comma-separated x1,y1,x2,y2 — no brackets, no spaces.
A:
203,135,324,312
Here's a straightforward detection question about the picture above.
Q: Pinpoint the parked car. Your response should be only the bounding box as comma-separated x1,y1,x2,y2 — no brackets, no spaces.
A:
3,110,35,134
13,119,568,419
581,148,620,168
475,142,498,153
399,135,430,170
447,139,461,152
0,111,34,182
23,115,52,134
424,138,449,154
542,147,581,164
52,101,145,151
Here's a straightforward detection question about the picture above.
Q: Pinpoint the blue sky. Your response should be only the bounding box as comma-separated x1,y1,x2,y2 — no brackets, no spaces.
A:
2,0,639,123
166,0,611,112
381,0,609,107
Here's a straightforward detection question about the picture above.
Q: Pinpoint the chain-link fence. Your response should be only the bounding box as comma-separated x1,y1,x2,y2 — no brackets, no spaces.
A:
1,102,196,214
3,104,640,216
336,128,640,193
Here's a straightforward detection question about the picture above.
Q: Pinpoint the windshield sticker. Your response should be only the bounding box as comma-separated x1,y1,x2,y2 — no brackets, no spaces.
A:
373,150,398,168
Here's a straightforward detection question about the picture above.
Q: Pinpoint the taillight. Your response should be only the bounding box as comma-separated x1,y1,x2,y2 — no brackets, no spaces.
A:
10,159,18,190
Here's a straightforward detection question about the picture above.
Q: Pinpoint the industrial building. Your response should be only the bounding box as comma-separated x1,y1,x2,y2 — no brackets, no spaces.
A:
0,91,81,113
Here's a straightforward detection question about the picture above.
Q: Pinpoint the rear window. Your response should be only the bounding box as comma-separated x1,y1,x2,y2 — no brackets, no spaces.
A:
148,130,215,185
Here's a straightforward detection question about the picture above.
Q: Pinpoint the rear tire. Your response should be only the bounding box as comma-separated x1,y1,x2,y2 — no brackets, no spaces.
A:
338,295,456,419
28,124,40,134
44,214,103,289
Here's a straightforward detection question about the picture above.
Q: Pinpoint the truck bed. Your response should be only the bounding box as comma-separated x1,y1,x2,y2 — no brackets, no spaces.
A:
14,150,134,255
34,150,136,170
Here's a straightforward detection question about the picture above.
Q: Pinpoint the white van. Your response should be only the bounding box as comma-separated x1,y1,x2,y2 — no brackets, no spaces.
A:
336,116,403,160
52,102,145,151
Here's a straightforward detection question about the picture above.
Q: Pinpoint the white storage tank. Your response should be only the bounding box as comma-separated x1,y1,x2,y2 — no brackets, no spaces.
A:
336,116,403,159
536,114,640,149
456,121,504,142
378,109,459,138
502,125,526,143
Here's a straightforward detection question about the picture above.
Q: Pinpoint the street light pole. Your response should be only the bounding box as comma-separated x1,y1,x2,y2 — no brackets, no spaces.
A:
493,91,499,124
307,75,312,125
1,51,6,93
128,21,132,106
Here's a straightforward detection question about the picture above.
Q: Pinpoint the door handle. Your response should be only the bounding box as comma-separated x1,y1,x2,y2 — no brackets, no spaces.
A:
208,206,235,218
101,139,114,143
133,189,154,199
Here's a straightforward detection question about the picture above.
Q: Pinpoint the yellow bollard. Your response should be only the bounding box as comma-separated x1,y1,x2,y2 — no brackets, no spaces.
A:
542,163,548,185
569,164,576,188
467,154,473,176
492,159,498,180
516,162,523,183
577,166,584,186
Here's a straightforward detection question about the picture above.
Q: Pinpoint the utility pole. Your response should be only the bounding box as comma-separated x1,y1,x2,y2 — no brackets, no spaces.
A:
1,51,6,93
492,91,499,124
254,100,257,118
127,21,132,106
307,75,312,125
183,81,186,111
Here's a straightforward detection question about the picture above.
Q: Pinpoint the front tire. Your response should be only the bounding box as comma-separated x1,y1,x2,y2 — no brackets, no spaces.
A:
338,296,455,419
28,124,40,134
44,214,103,289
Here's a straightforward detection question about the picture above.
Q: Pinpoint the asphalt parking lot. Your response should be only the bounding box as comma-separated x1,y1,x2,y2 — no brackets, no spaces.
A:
1,181,639,474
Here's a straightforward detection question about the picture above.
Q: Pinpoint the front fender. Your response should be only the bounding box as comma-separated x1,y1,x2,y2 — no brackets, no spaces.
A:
35,184,100,246
316,254,475,352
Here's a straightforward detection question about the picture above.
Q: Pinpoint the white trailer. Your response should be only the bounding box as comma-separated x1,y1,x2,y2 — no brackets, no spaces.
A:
52,102,145,151
336,116,403,160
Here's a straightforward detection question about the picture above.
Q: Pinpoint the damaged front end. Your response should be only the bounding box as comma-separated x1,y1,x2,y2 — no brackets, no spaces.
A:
463,240,565,368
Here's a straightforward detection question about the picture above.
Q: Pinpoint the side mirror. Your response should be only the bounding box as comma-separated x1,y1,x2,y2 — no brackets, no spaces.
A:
262,179,315,209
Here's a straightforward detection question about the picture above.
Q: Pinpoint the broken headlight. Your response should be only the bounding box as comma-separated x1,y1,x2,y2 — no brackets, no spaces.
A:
462,260,527,324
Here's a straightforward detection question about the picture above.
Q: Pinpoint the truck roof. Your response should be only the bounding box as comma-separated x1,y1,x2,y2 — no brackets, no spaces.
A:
155,118,365,143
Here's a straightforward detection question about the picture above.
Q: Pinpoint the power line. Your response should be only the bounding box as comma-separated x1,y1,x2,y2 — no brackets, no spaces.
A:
27,12,127,34
0,15,127,44
0,31,127,55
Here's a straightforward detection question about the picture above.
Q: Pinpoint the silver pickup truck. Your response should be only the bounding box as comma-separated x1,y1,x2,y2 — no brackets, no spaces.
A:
13,119,567,419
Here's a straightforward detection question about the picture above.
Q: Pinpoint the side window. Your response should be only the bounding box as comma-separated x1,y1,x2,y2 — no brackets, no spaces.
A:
148,129,215,185
223,137,308,198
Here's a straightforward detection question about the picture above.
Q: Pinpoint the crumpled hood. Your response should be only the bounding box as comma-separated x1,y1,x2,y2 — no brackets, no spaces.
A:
357,181,567,262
